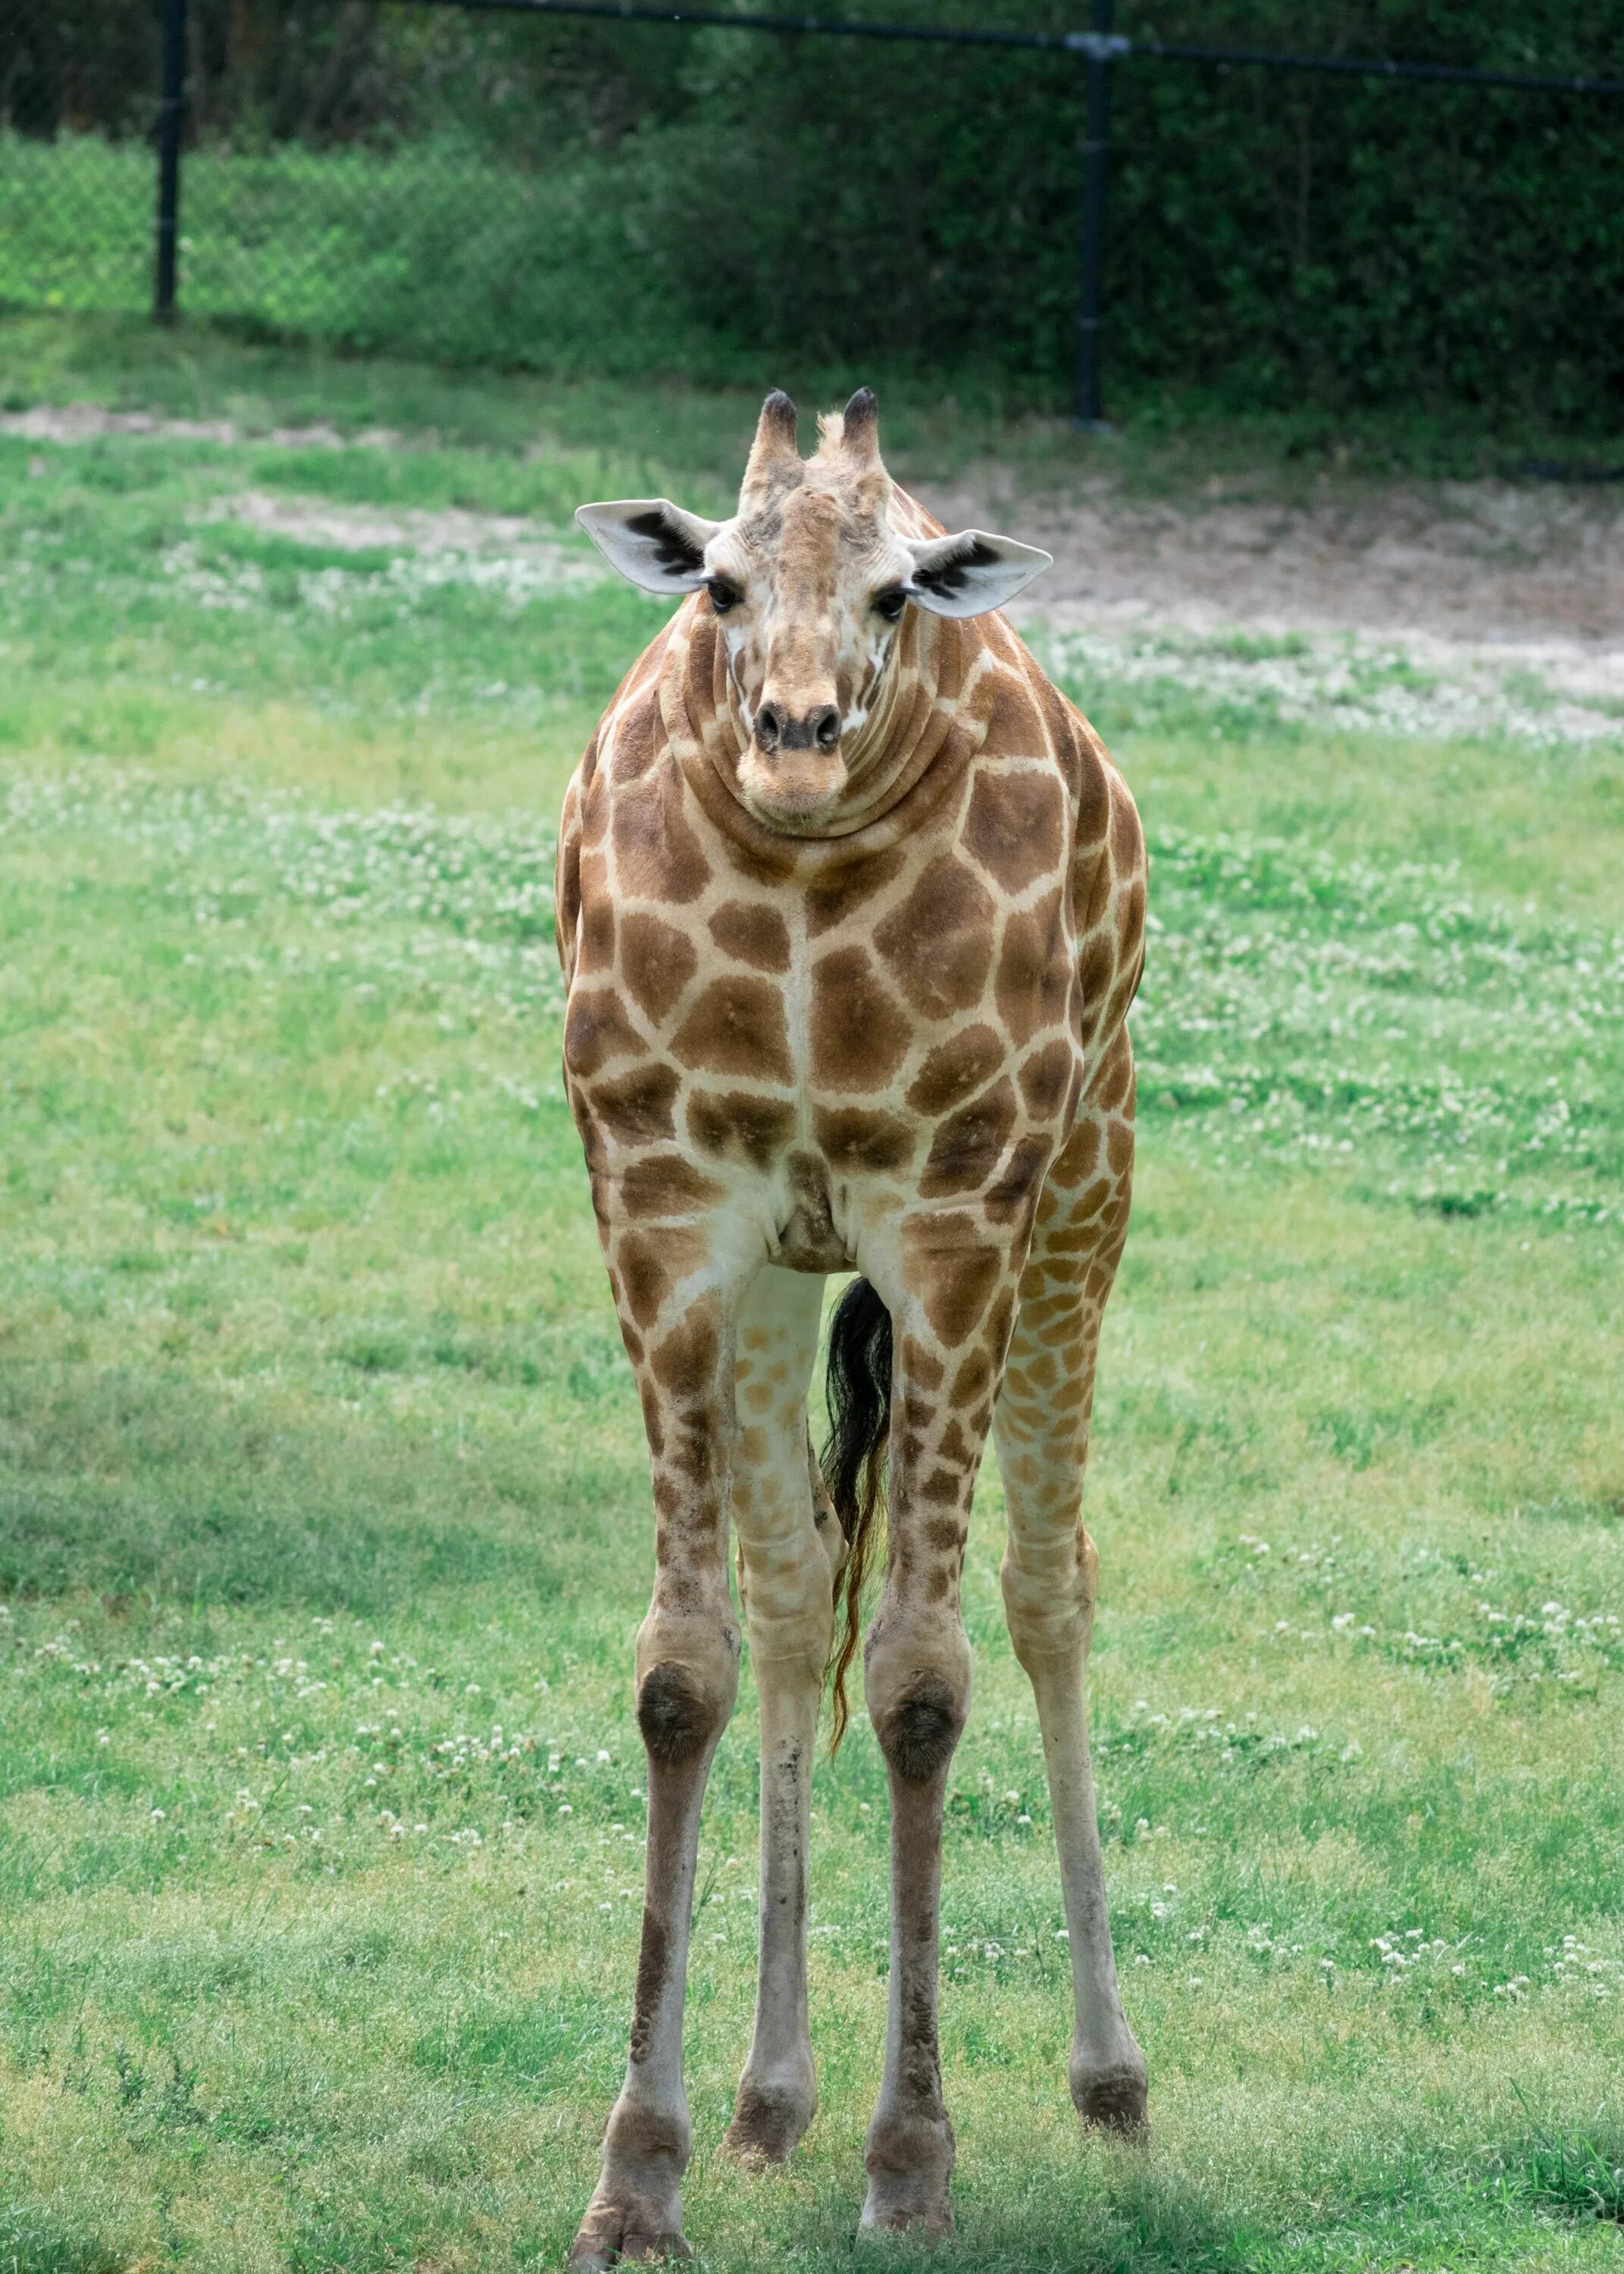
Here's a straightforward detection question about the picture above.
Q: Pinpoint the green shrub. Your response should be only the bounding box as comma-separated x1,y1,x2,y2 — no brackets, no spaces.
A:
2,0,1621,418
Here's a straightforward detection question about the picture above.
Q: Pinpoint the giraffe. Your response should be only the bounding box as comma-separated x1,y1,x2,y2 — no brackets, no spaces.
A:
556,387,1148,2263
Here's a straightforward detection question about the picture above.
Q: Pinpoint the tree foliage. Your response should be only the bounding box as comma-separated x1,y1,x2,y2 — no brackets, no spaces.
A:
3,0,1619,417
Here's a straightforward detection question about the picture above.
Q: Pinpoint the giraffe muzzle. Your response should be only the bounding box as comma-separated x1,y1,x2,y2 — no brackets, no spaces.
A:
740,697,849,827
755,700,841,756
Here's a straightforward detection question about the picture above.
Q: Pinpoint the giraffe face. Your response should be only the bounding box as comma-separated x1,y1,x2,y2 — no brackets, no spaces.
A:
704,475,918,828
576,388,1054,835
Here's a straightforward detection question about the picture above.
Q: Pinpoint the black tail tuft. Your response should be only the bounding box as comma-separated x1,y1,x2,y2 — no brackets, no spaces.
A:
821,1276,892,1752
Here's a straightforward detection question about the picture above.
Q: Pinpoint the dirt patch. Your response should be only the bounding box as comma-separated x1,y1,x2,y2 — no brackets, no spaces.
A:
916,463,1624,653
0,403,403,449
8,396,1620,728
202,489,596,580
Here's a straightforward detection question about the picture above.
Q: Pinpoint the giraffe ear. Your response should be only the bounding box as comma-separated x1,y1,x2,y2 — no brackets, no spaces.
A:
574,500,723,595
905,528,1053,619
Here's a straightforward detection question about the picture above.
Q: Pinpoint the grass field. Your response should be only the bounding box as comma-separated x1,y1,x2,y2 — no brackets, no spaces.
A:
2,318,1622,2274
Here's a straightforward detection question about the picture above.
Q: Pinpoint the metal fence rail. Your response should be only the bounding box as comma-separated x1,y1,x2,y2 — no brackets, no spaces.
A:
364,0,1624,423
12,0,1624,421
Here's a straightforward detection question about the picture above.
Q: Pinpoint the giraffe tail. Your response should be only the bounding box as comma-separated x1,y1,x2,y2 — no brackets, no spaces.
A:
821,1276,891,1753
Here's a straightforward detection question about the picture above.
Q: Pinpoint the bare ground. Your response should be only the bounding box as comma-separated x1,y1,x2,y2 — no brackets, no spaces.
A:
9,397,1622,718
915,462,1624,713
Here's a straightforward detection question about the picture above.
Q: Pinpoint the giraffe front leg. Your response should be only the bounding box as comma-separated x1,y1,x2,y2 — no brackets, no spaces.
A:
721,1265,833,2165
858,1222,1020,2235
570,1277,744,2272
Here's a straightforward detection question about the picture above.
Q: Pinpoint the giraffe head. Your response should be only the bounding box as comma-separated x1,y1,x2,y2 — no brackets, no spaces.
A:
577,389,1052,830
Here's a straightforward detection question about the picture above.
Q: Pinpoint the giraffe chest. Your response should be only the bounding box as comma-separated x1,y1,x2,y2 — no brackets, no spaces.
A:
564,772,1085,1258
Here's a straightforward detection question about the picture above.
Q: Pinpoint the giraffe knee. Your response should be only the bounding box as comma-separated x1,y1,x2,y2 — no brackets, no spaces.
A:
637,1662,732,1765
865,1624,972,1785
635,1616,740,1766
875,1679,963,1783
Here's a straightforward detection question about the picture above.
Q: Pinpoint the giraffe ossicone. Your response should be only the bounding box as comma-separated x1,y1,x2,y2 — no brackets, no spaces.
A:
558,387,1148,2266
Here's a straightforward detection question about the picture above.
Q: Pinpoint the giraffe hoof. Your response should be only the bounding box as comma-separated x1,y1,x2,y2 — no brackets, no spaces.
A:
859,2197,954,2239
568,2175,692,2270
720,2072,817,2164
860,2111,955,2235
1074,2061,1149,2135
568,2217,692,2269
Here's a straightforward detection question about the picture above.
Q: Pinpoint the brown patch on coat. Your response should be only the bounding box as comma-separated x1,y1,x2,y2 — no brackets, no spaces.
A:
1079,840,1114,932
950,1348,992,1406
709,900,792,973
982,672,1053,767
609,693,663,785
963,766,1066,896
918,1078,1017,1198
901,1336,945,1392
619,1153,727,1220
809,947,911,1092
612,765,711,903
1109,776,1144,882
1094,1035,1135,1114
1076,928,1116,1018
687,1088,796,1170
587,1062,681,1147
873,857,996,1021
901,1216,1003,1346
671,975,794,1082
906,1025,1004,1117
637,1376,665,1455
994,890,1069,1047
805,849,908,937
651,1300,722,1405
937,1417,972,1468
812,1105,915,1175
616,1226,706,1326
563,987,644,1080
621,910,699,1026
1018,1038,1075,1119
555,831,581,973
984,1135,1050,1225
1049,1114,1100,1187
578,893,615,974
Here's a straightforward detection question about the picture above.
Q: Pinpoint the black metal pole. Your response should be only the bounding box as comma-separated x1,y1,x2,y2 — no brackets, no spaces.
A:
154,0,186,321
1072,0,1119,428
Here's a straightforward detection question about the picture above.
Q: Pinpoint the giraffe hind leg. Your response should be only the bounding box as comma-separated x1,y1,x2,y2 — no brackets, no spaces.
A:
994,1062,1147,2131
722,1266,834,2166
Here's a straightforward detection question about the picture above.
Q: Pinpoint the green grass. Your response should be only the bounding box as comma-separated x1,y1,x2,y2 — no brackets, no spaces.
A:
2,318,1622,2273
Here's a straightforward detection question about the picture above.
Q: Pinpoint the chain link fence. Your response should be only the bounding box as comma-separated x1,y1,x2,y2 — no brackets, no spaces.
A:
3,2,1622,417
1,3,642,365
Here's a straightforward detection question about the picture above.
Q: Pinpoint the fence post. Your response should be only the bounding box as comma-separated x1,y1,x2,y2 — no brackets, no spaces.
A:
1070,0,1119,428
153,0,187,321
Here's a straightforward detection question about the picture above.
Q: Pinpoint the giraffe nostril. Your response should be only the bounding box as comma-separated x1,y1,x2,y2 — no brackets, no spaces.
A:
812,705,841,750
756,702,784,751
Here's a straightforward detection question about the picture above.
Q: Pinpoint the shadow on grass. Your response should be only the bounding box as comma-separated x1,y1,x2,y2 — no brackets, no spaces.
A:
0,1360,637,1617
753,2160,1268,2274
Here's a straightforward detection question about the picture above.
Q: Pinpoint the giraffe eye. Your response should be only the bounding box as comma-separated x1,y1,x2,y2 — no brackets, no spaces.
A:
873,587,909,623
706,578,741,615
